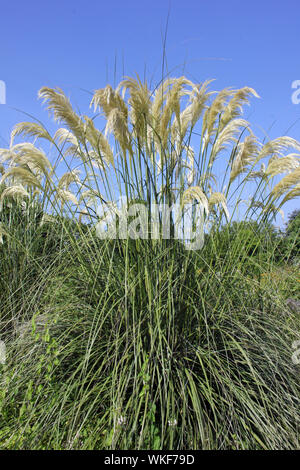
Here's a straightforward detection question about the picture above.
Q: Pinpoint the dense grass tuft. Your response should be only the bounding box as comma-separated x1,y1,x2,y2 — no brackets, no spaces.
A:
0,75,299,449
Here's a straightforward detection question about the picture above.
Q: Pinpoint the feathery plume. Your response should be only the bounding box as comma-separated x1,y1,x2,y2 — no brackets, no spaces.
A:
151,77,174,126
212,118,250,160
56,189,79,206
84,116,115,166
39,213,57,227
265,154,300,177
10,143,52,175
1,167,43,189
10,122,53,146
181,186,209,215
91,86,130,155
117,75,151,139
58,170,81,190
203,88,234,137
271,167,300,198
105,108,131,154
208,192,230,219
0,184,30,202
180,80,214,132
54,128,79,147
220,87,259,129
257,136,300,161
279,183,300,206
159,77,193,147
0,148,16,163
258,201,285,220
91,84,128,121
38,87,85,143
230,135,259,182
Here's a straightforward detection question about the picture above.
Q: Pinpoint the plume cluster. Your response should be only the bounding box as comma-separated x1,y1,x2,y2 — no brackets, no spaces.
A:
0,75,299,227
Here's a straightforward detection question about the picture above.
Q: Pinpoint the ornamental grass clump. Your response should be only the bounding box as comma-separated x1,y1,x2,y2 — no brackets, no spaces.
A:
0,75,299,450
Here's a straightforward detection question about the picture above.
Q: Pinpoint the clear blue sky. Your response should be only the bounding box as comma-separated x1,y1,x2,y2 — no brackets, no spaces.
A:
0,0,300,227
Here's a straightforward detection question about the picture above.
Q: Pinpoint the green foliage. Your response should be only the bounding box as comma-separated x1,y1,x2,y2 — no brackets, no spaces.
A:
204,220,282,272
283,209,300,262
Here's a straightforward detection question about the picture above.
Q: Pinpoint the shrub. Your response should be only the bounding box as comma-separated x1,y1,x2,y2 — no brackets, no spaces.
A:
283,209,300,262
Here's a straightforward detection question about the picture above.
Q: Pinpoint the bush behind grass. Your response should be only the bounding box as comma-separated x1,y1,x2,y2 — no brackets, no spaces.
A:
282,209,300,263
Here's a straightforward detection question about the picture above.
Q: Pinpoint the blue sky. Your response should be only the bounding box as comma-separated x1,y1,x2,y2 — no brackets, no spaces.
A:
0,0,300,227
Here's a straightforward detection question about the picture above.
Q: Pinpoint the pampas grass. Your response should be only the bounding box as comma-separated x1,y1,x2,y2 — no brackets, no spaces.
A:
0,74,299,450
